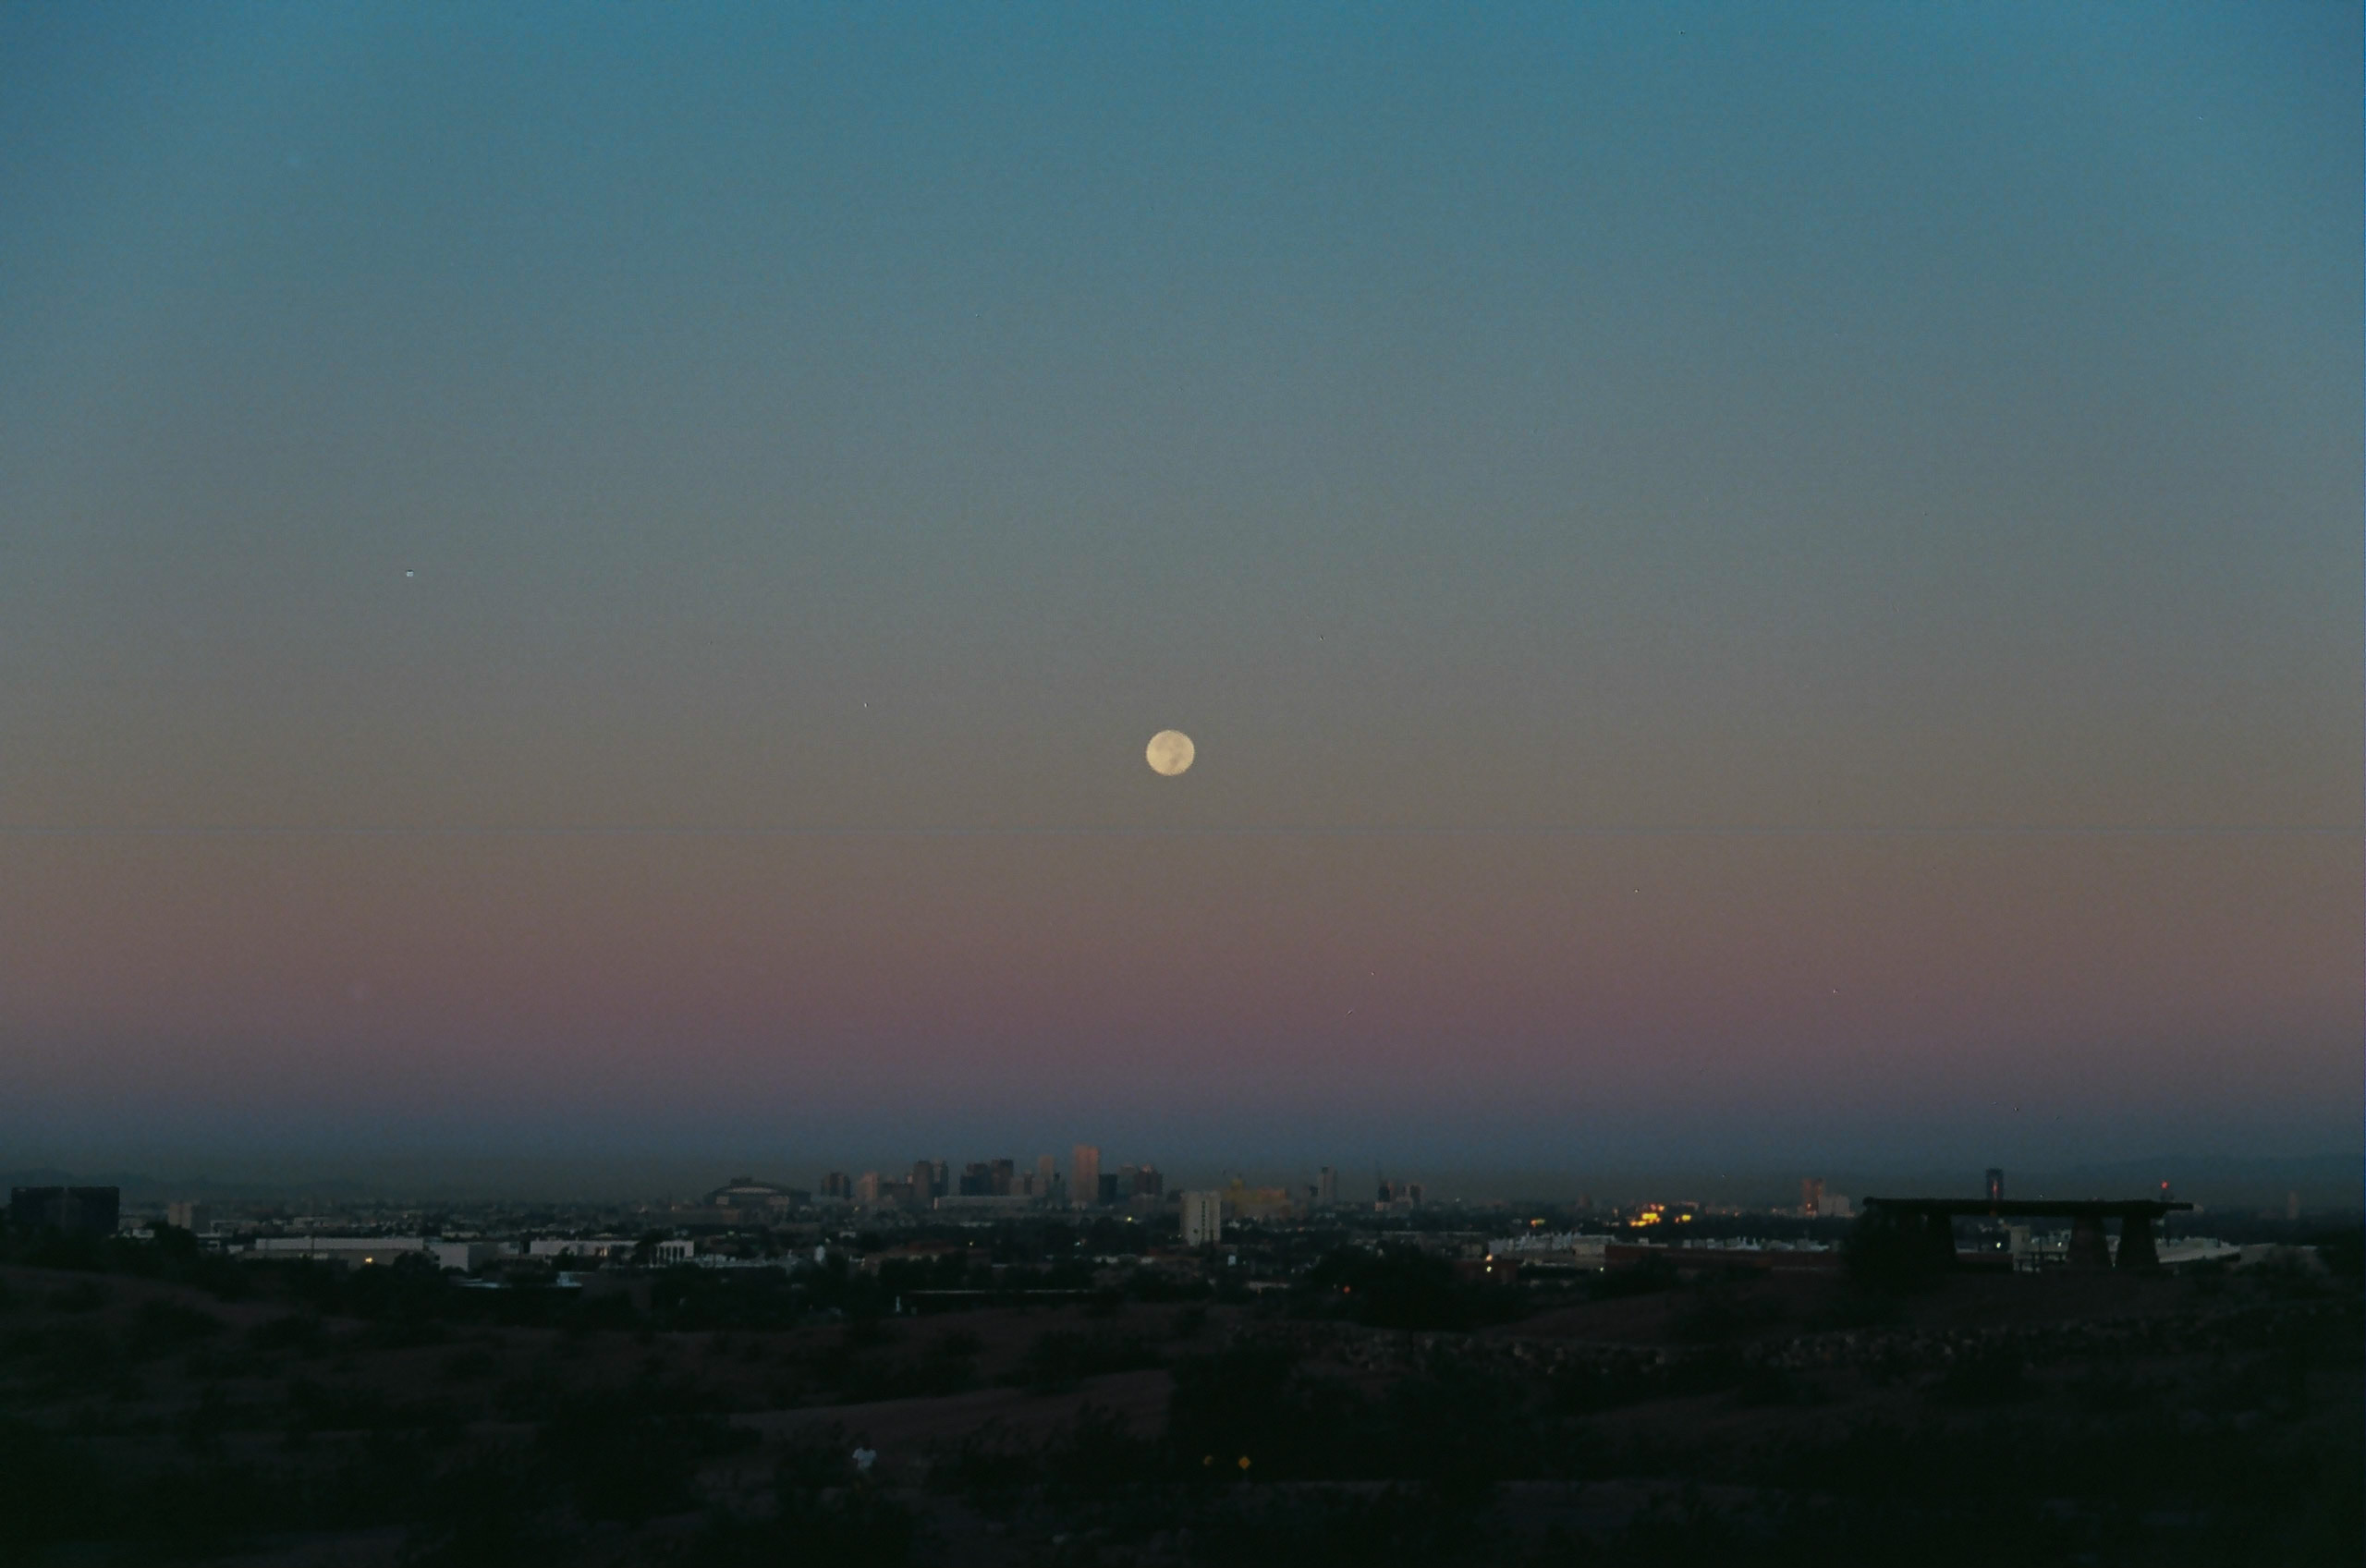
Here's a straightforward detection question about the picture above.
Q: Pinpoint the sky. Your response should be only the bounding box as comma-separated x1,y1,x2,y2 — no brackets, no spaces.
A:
0,3,2358,1195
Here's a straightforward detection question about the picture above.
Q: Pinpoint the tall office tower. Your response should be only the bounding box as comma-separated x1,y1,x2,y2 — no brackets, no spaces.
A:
1072,1145,1101,1209
959,1162,994,1197
1406,1182,1424,1207
1131,1165,1163,1199
9,1186,119,1236
912,1161,937,1206
821,1173,850,1200
1180,1190,1223,1246
1037,1155,1057,1195
1317,1167,1338,1207
1801,1177,1824,1217
1985,1168,2005,1206
989,1158,1016,1197
931,1161,949,1198
854,1173,881,1207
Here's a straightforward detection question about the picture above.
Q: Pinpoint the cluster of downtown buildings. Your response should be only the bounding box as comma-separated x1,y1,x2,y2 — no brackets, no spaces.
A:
809,1146,1164,1214
762,1153,1429,1238
694,1150,1415,1248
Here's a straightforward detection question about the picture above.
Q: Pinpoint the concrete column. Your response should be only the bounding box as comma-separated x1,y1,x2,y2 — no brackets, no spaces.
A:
1925,1211,1958,1269
2067,1214,2112,1270
2114,1212,2159,1271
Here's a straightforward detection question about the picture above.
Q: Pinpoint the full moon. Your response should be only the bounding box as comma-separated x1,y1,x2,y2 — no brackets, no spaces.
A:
1145,729,1195,776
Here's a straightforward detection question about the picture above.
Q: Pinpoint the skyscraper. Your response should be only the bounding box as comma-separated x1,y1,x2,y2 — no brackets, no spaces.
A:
9,1186,118,1236
1317,1166,1337,1208
1801,1177,1824,1217
1072,1145,1101,1209
1985,1168,2005,1207
1037,1154,1056,1195
912,1161,937,1207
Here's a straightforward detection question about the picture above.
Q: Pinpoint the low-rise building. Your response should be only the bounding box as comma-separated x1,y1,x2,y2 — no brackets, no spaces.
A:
526,1237,634,1262
1490,1232,1610,1270
933,1194,1035,1214
241,1235,501,1270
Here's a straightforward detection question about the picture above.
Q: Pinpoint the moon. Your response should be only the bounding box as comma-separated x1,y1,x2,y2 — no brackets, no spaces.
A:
1145,729,1195,776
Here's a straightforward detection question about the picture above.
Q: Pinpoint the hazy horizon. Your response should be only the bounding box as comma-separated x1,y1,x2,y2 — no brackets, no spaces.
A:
10,1147,2358,1215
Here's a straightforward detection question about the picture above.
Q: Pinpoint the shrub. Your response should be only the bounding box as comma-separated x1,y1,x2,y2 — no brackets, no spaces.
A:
116,1464,268,1556
1167,1343,1372,1481
1928,1345,2032,1407
249,1314,328,1355
691,1485,917,1567
399,1452,554,1565
129,1299,225,1358
440,1345,495,1381
1013,1330,1159,1393
1044,1403,1157,1497
1668,1281,1783,1344
0,1416,112,1553
539,1404,697,1525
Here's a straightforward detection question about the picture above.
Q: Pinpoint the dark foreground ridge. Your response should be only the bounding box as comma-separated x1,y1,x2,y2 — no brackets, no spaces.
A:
0,1207,2357,1565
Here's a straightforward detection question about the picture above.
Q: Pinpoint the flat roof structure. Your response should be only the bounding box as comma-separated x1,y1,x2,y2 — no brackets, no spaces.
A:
1861,1196,2194,1270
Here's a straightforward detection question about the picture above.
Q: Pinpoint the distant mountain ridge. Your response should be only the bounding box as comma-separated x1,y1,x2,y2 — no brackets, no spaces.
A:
0,1168,82,1190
